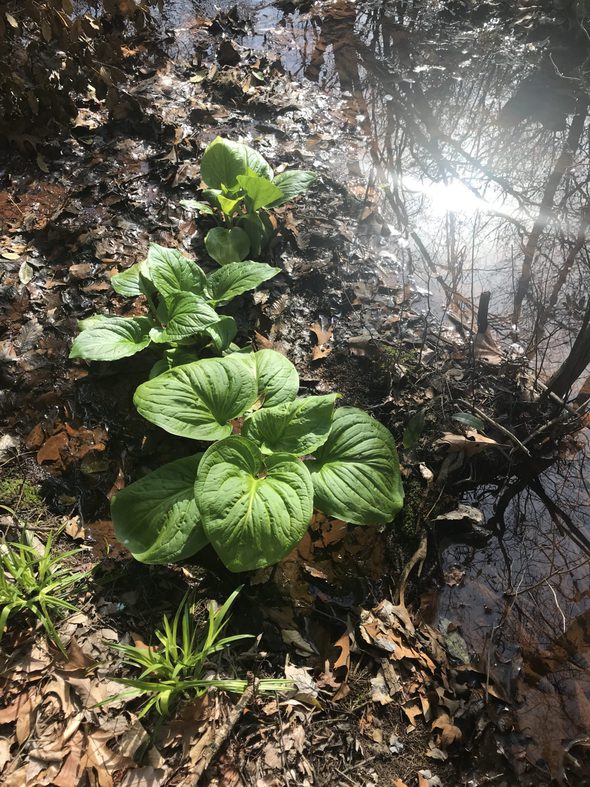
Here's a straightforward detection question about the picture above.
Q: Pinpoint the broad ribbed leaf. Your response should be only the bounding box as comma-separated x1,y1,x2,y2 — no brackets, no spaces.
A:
149,292,220,343
251,349,299,407
236,173,283,211
148,244,207,301
243,394,338,455
200,137,248,190
111,262,142,297
134,354,258,440
196,437,313,572
206,315,237,351
207,261,280,306
205,227,250,266
69,317,153,361
269,171,316,207
307,407,404,525
112,454,207,564
200,137,273,189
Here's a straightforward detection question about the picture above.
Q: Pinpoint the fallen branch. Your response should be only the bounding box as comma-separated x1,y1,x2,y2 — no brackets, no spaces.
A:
181,675,258,786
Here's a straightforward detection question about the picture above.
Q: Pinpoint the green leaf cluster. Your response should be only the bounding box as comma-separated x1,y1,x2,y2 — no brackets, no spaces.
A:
69,243,279,372
103,589,290,717
0,525,90,653
112,350,404,573
180,137,316,263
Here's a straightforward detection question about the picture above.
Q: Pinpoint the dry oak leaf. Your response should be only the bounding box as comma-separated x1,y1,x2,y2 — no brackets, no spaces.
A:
431,713,462,748
437,429,498,456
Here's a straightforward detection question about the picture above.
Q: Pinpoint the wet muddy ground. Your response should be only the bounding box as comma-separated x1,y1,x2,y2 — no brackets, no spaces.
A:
1,1,590,785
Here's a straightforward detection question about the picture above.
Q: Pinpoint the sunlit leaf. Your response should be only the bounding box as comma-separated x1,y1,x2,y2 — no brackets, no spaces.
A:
69,316,153,361
148,244,207,301
196,437,313,571
243,394,339,455
269,171,316,207
307,407,404,525
134,354,258,441
207,261,280,305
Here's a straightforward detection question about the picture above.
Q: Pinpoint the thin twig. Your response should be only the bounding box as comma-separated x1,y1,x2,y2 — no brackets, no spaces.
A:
454,398,531,457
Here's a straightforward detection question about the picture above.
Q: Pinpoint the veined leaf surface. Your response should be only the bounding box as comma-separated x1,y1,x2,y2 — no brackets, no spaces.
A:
149,292,220,344
69,316,153,361
134,354,258,440
111,262,142,297
250,349,299,407
268,171,316,207
307,407,404,525
148,244,207,301
200,137,273,189
112,454,207,564
243,394,338,455
207,261,279,305
196,437,313,572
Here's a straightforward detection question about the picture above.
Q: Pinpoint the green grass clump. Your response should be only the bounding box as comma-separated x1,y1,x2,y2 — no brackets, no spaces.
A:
105,589,291,717
0,525,89,652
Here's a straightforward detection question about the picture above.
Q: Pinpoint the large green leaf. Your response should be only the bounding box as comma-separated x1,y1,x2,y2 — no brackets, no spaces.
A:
133,354,258,441
251,349,299,407
236,173,283,211
112,454,207,564
111,262,142,297
307,407,404,525
207,261,280,306
149,292,220,344
69,316,153,361
243,394,339,455
205,227,250,266
148,244,207,301
269,171,316,207
206,315,237,351
196,437,313,572
200,137,273,189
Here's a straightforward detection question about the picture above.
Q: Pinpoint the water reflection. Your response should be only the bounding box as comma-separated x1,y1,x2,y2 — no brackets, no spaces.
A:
177,0,590,383
434,435,590,779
